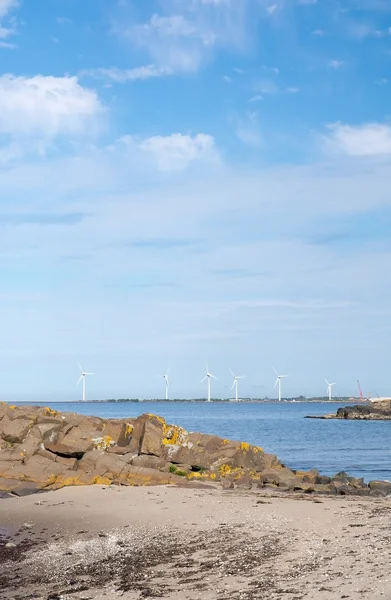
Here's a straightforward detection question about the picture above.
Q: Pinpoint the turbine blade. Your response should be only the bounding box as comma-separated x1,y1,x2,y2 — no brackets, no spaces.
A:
210,374,218,380
231,381,235,390
76,376,83,386
274,378,279,388
78,362,83,373
272,366,278,375
325,379,330,385
200,376,207,383
229,369,235,378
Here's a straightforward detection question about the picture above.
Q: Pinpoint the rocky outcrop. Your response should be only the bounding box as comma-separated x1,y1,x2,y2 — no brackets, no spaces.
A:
0,403,389,497
306,401,391,420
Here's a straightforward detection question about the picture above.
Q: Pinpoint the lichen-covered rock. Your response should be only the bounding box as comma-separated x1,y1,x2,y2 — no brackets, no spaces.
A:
0,403,388,498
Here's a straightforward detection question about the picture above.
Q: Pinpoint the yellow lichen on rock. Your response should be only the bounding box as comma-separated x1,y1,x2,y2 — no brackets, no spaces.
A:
125,423,133,437
162,423,187,446
146,414,165,425
92,476,111,485
219,463,232,476
240,442,250,452
253,446,264,453
44,407,58,417
93,436,115,451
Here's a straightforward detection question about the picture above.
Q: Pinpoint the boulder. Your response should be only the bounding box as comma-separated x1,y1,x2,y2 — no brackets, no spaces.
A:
369,480,391,496
0,416,33,444
131,455,167,470
34,423,61,443
258,467,297,489
140,417,164,457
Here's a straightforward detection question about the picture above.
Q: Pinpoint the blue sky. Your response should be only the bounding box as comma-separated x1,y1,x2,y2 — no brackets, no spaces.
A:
1,0,391,401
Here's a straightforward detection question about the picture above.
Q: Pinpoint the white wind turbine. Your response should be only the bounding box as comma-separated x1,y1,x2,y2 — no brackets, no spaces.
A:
325,379,336,401
230,370,246,402
162,367,170,401
200,362,218,402
273,367,288,402
77,363,94,402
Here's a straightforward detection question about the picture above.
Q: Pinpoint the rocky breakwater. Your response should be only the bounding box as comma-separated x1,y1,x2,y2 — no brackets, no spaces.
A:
307,400,391,421
0,403,390,498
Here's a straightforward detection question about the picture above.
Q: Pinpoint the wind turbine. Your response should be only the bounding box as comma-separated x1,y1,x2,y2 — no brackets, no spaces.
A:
200,362,218,402
230,370,246,401
162,367,170,401
77,363,94,402
325,379,336,401
273,367,288,402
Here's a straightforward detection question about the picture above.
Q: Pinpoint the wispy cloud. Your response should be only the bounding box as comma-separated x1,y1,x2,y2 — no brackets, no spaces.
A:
328,59,346,70
114,1,252,73
81,65,172,83
0,212,88,226
56,16,72,25
236,111,262,147
124,239,196,250
0,0,18,19
0,0,18,46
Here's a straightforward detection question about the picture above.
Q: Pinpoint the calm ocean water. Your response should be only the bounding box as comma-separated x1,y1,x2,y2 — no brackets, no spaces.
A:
15,401,391,482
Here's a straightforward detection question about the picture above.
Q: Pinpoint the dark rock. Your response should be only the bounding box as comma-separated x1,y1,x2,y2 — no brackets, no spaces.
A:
369,480,391,496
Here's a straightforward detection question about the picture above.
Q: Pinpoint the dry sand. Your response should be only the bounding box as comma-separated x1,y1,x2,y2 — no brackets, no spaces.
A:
0,484,391,600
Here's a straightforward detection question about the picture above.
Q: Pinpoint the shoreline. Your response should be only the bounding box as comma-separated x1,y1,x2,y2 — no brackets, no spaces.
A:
1,485,391,599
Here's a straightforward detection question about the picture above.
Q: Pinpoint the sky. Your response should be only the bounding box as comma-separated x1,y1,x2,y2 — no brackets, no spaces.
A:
1,0,391,401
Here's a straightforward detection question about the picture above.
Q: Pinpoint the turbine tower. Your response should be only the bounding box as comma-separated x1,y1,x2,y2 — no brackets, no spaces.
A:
77,363,94,402
325,379,336,401
273,367,288,402
200,362,217,402
162,367,170,401
230,370,246,401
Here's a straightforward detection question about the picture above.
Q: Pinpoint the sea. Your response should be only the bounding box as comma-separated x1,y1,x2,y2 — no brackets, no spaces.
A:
15,401,391,483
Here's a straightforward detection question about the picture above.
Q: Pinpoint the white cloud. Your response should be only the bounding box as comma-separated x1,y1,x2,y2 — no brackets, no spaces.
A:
138,133,217,171
286,86,299,93
0,0,17,18
0,75,103,138
81,65,172,83
323,122,391,156
312,29,324,37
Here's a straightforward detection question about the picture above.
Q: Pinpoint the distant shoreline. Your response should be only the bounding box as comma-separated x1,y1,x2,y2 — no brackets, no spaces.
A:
12,398,364,404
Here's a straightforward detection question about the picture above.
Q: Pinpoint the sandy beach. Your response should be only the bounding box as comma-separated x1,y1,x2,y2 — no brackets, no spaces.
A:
1,485,390,600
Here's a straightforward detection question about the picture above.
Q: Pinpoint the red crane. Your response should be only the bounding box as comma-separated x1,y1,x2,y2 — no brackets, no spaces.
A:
357,380,363,400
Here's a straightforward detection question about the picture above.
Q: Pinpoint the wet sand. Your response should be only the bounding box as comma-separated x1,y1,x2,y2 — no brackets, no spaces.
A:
0,485,390,600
